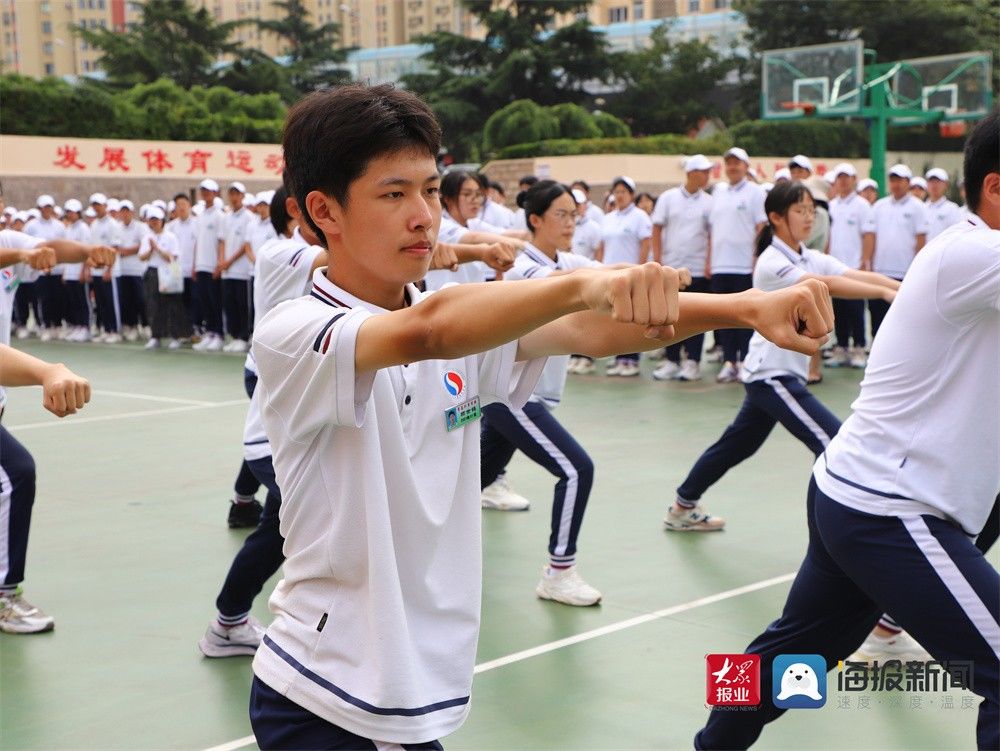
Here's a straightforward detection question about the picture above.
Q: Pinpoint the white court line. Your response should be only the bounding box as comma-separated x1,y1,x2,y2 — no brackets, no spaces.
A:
7,399,247,431
91,389,216,407
200,571,796,751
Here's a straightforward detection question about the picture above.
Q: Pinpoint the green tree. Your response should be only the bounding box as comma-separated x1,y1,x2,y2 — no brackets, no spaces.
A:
72,0,252,90
592,111,631,138
610,23,735,136
483,100,560,152
550,103,602,139
733,0,1000,118
402,1,619,160
253,0,351,96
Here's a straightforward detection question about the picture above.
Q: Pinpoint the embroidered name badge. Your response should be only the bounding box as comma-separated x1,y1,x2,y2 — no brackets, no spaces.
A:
445,396,481,432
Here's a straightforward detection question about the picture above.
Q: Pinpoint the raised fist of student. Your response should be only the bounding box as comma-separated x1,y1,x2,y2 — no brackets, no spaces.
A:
583,262,680,340
747,278,834,356
481,242,516,273
85,245,117,268
21,246,56,273
675,266,693,290
41,364,91,418
429,242,459,271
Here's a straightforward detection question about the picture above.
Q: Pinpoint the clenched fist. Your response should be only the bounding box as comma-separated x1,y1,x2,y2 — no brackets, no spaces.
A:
745,278,834,355
480,242,517,273
85,245,116,268
21,246,56,273
580,262,681,340
41,364,91,418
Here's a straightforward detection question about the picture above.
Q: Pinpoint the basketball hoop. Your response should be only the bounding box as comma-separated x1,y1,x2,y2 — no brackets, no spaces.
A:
780,101,817,116
938,120,967,138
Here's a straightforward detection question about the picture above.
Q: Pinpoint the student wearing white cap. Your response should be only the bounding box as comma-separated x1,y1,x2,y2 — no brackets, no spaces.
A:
772,167,791,184
219,182,254,353
707,147,767,382
908,176,928,201
864,164,929,337
84,193,121,342
167,193,199,340
650,154,714,381
193,179,225,351
856,177,878,205
596,175,653,377
788,155,813,180
571,180,605,225
24,195,67,341
115,199,149,342
138,206,190,350
249,191,279,336
827,162,874,368
61,199,93,342
924,168,962,240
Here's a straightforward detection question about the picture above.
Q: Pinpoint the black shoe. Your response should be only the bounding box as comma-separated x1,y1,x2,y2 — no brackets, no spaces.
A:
227,500,263,529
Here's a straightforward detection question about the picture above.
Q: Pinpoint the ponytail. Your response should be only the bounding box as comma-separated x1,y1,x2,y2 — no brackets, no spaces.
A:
754,224,774,257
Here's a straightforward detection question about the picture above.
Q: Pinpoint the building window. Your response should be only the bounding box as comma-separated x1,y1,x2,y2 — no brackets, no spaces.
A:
713,0,730,7
41,1,51,12
42,21,53,33
634,1,645,20
43,41,54,55
45,63,55,74
98,18,105,27
1,13,8,25
608,6,628,23
81,39,88,50
688,0,700,10
83,59,90,71
3,32,10,44
98,0,104,7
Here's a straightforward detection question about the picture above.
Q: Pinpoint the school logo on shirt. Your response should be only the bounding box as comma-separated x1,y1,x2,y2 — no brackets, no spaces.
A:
1,268,18,294
443,370,465,398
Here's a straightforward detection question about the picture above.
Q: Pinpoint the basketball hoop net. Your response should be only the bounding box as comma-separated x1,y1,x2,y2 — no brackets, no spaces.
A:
938,120,967,138
780,101,817,116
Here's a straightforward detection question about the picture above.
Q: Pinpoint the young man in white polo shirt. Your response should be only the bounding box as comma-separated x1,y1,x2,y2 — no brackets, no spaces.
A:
694,108,1000,751
23,195,67,341
827,162,875,368
924,167,963,240
708,147,767,382
863,163,929,337
192,179,225,352
86,193,122,342
651,154,714,381
115,200,148,342
219,182,254,353
248,83,835,749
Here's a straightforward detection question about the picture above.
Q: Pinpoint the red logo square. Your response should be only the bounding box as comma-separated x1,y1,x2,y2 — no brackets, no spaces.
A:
706,654,761,706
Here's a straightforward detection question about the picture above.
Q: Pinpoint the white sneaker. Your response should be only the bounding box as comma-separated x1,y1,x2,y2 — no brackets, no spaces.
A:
535,565,602,606
203,335,223,352
123,326,139,343
167,338,182,350
826,346,849,368
705,346,723,364
481,475,531,511
848,629,931,665
228,339,248,353
677,360,702,381
574,358,596,375
198,616,265,658
39,328,53,342
74,327,91,342
849,348,868,369
0,590,55,634
646,348,666,362
15,327,30,340
652,360,681,381
716,362,739,383
617,361,640,377
567,357,582,373
605,361,623,376
103,332,122,344
144,338,160,350
664,503,726,532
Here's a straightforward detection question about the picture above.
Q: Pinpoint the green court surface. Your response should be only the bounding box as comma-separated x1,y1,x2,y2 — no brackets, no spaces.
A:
0,341,992,751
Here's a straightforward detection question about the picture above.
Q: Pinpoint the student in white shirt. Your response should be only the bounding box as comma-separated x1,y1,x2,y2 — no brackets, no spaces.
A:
708,147,768,382
474,173,515,230
565,189,606,376
694,109,1000,751
670,181,898,532
651,154,714,382
192,179,226,352
856,177,878,205
85,193,122,342
61,199,92,342
247,83,834,749
218,182,255,352
0,231,113,634
572,180,605,225
827,163,875,369
480,180,606,606
510,175,538,231
863,163,929,337
595,175,653,377
24,195,66,341
138,207,189,349
114,200,148,342
924,167,962,240
908,176,928,201
167,193,199,340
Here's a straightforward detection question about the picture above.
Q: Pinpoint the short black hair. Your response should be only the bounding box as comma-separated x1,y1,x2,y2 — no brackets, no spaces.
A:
489,180,505,196
440,170,475,214
755,180,814,256
269,185,292,237
523,180,573,234
473,173,490,191
571,180,590,193
173,193,191,203
282,83,442,245
964,109,999,213
519,175,539,188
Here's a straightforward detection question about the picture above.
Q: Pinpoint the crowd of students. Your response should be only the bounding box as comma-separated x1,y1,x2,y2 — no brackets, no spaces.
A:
0,85,995,751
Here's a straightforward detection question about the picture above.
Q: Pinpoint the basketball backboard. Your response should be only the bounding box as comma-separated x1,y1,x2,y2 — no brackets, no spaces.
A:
888,51,993,125
762,40,864,119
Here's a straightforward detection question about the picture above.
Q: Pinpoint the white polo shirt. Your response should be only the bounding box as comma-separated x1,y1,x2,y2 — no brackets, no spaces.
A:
741,238,849,384
0,229,48,406
828,193,875,270
815,215,1000,536
62,220,92,282
242,229,325,461
480,198,514,230
194,204,225,274
88,215,120,276
584,202,604,225
425,211,488,291
116,219,148,276
652,187,712,274
871,194,930,278
250,216,278,260
167,216,198,278
571,216,602,260
138,230,178,271
222,207,254,280
708,180,767,275
251,270,545,743
601,203,652,265
925,197,962,241
24,217,66,276
506,244,601,408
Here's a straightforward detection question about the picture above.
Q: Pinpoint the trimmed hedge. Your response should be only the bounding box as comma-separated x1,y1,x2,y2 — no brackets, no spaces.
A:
495,132,730,159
